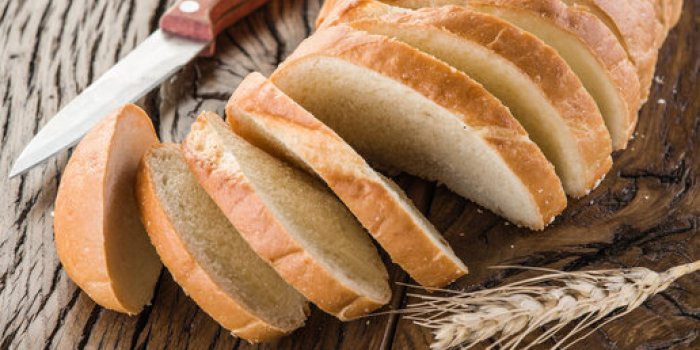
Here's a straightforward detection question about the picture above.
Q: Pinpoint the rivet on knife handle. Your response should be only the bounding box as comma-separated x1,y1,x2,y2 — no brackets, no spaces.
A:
160,0,271,42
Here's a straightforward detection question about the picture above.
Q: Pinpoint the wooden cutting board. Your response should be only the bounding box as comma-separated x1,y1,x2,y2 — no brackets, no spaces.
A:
0,0,698,349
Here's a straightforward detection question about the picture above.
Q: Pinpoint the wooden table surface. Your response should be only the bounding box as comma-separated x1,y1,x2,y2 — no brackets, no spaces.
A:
1,0,699,349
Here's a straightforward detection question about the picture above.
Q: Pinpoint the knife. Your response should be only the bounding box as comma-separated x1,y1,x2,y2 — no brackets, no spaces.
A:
9,0,269,178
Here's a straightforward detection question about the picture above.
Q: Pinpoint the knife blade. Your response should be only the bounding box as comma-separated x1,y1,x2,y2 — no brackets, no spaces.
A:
9,0,269,178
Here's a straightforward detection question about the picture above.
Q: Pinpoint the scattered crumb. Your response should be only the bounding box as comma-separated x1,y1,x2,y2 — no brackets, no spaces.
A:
510,245,514,249
658,98,666,104
476,208,483,214
50,211,54,217
537,188,544,193
640,134,646,139
366,320,371,326
459,232,465,237
654,76,664,84
644,195,650,200
504,222,510,226
589,200,594,205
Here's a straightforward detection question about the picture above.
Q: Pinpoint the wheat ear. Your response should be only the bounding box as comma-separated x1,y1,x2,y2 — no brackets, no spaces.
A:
402,261,700,350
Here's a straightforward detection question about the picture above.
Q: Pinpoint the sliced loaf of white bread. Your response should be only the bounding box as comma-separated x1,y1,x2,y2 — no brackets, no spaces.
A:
136,144,309,342
367,0,640,150
320,2,617,190
271,25,567,229
227,72,467,287
181,112,390,320
54,104,161,315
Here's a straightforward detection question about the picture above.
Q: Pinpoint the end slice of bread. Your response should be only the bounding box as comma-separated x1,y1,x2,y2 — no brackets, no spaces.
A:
182,112,390,320
227,72,467,287
54,104,161,314
271,25,567,228
136,144,309,342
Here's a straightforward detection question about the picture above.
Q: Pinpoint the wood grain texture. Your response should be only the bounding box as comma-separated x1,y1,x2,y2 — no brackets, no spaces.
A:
0,0,697,349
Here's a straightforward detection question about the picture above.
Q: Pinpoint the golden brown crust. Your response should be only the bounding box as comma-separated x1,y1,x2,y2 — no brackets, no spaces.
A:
53,104,160,315
650,0,683,37
668,0,683,27
182,112,387,320
273,25,570,218
135,144,293,342
317,0,394,29
347,5,614,186
227,72,467,287
461,0,640,146
569,0,661,101
352,0,638,149
341,4,639,153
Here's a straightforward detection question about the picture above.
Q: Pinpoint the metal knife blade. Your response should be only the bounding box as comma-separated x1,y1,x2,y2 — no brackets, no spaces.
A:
9,30,208,178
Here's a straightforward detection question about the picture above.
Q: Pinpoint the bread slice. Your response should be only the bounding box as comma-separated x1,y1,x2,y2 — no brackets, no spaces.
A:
321,3,618,190
651,0,683,34
181,112,390,320
560,0,662,101
667,0,683,28
366,0,639,150
317,0,400,28
53,104,161,315
136,144,308,342
227,72,467,287
647,0,683,60
271,25,567,228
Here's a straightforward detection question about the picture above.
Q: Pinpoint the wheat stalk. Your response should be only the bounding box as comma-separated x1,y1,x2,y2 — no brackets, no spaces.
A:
401,261,700,350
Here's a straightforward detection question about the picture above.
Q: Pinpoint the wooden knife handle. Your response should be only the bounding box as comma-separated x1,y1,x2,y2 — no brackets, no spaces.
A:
160,0,269,42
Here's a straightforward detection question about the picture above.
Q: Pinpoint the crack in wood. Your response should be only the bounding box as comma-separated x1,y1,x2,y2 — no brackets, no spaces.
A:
31,93,43,135
301,0,312,38
42,289,81,350
262,8,286,66
26,3,52,94
75,305,102,350
0,1,11,26
223,30,262,73
563,220,696,270
149,0,169,32
1,80,10,144
659,292,700,321
86,32,104,87
120,0,137,46
31,264,63,319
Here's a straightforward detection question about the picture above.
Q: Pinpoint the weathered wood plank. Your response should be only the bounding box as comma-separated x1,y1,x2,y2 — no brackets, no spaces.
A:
1,0,698,349
0,1,171,349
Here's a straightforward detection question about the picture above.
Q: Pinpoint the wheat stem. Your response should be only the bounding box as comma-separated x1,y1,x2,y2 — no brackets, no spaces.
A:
402,261,700,350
